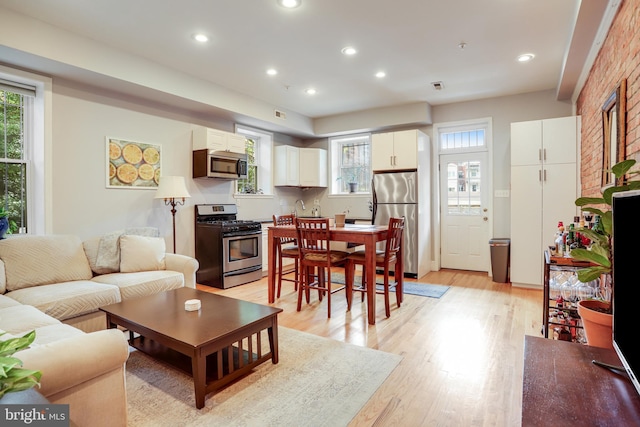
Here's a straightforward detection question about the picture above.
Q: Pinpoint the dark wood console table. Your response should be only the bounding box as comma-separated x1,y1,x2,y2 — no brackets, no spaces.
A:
522,335,640,426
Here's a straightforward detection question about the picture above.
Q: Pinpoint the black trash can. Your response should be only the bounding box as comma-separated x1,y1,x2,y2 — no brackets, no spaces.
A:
489,238,510,283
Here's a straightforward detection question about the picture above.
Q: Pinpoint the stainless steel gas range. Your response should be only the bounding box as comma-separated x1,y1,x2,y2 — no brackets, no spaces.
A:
194,204,262,289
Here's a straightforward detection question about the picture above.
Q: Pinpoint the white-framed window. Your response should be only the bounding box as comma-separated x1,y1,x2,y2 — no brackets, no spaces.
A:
235,124,272,195
439,125,487,152
330,133,371,194
0,67,49,235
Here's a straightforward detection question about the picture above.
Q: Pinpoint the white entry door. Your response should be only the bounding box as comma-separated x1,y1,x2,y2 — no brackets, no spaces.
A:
440,152,490,271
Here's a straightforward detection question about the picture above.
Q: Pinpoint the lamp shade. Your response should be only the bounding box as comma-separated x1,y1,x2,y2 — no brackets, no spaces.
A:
154,176,191,199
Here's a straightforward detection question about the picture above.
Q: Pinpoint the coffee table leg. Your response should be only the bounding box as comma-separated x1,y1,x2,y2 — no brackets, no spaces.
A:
267,319,279,364
192,352,207,409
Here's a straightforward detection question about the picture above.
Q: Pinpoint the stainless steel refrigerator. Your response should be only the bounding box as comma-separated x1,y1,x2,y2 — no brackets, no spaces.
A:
372,170,421,278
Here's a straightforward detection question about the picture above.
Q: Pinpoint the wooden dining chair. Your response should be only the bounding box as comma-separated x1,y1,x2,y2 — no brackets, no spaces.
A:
295,217,349,318
272,214,299,298
344,217,404,318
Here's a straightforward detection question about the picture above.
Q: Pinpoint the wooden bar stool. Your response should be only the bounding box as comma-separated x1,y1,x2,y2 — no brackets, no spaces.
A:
345,217,404,317
272,214,299,298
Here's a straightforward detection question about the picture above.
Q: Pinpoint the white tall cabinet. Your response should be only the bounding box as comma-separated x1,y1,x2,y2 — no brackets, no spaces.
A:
510,116,580,287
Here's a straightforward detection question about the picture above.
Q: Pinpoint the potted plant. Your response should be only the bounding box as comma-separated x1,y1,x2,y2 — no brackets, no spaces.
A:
0,330,42,399
0,207,18,239
337,171,358,193
570,159,640,348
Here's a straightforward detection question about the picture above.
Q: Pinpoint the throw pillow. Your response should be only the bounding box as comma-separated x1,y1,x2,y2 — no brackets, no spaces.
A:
120,235,166,273
0,235,93,291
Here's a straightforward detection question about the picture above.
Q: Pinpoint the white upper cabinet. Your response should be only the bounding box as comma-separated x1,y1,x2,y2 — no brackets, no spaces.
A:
193,127,246,154
511,117,577,167
274,145,327,187
299,148,327,187
274,145,300,186
372,129,421,171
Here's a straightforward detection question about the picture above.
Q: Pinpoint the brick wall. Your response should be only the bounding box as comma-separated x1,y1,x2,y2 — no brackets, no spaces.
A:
576,0,640,197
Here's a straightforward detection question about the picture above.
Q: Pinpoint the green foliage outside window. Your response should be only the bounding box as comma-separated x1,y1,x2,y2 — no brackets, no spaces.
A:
0,90,27,234
237,138,259,194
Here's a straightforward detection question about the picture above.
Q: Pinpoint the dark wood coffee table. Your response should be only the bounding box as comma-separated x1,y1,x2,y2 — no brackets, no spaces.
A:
100,288,282,409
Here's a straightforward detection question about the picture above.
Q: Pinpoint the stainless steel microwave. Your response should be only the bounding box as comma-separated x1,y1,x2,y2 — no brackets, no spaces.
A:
193,150,248,179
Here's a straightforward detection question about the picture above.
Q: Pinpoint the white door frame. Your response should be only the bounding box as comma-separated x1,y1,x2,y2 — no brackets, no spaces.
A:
432,117,494,272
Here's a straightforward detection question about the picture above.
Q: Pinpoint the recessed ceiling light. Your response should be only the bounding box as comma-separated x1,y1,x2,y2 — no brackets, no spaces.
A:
341,46,357,56
278,0,301,8
305,88,317,95
266,68,278,76
192,33,209,43
375,71,386,78
517,53,535,62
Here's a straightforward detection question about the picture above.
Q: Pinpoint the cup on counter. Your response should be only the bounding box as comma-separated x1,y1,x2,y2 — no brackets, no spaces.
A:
329,218,335,227
335,213,346,227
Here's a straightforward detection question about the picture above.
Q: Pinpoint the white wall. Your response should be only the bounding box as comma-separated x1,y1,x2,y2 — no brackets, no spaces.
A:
427,89,573,239
50,79,573,259
50,80,303,256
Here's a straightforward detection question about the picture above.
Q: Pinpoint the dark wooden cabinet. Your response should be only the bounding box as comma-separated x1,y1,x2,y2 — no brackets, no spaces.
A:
523,336,640,426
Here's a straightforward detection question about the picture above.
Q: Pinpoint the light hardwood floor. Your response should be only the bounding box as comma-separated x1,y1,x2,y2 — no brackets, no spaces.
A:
197,269,543,427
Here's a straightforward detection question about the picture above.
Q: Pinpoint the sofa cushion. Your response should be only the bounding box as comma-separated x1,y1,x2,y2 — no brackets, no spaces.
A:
30,324,85,346
0,293,21,309
0,305,61,334
91,270,183,300
92,227,161,274
5,280,121,321
119,235,166,273
83,236,116,275
0,235,93,291
0,259,5,294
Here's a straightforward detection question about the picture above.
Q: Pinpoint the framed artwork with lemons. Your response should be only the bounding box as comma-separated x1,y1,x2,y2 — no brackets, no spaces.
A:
106,137,161,189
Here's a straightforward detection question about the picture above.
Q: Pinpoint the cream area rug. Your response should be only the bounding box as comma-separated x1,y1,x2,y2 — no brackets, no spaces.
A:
126,327,402,426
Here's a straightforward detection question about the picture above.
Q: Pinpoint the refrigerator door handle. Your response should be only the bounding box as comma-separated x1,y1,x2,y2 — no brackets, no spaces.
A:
372,179,377,222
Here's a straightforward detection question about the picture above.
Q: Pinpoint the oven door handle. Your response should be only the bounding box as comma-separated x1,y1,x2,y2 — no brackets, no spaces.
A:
222,230,262,238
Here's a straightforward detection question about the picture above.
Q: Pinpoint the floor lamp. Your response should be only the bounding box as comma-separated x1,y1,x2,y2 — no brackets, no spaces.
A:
154,176,191,253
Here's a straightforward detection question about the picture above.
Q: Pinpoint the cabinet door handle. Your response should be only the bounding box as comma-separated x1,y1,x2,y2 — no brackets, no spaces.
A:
543,148,546,161
539,169,542,182
539,149,542,161
544,169,547,182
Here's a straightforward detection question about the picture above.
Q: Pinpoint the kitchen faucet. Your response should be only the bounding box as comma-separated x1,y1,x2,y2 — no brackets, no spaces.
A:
294,199,306,217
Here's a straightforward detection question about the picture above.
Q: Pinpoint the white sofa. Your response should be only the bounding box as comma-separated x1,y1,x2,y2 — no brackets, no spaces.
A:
0,233,199,332
0,232,200,427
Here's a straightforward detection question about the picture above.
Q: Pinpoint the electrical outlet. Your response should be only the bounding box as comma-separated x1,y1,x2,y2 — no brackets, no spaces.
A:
314,199,320,206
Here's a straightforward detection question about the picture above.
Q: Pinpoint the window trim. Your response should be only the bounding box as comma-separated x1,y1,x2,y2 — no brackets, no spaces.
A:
234,124,273,197
0,65,52,235
435,117,491,155
329,133,372,195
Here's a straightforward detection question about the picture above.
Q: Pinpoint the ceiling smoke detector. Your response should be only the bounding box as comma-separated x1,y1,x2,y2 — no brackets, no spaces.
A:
431,81,444,90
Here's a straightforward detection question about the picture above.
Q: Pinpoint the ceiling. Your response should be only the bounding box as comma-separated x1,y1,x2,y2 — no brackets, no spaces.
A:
0,0,611,127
